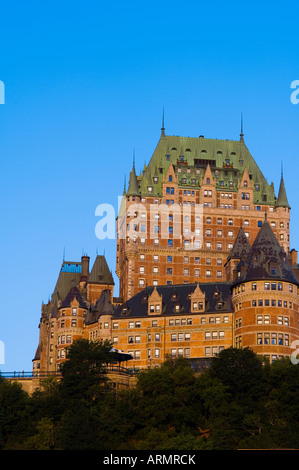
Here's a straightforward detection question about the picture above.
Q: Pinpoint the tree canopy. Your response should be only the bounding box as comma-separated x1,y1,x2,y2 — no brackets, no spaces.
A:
1,345,299,450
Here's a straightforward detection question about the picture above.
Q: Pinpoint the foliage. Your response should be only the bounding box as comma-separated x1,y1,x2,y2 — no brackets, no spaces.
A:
2,346,299,450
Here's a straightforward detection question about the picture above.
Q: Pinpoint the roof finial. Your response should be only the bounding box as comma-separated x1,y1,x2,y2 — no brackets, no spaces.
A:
240,112,244,143
133,149,135,168
161,107,165,137
281,159,283,177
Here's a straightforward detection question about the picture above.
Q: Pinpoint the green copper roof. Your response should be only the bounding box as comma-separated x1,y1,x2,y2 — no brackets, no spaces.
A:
88,255,114,285
136,133,278,204
277,173,290,209
127,164,139,197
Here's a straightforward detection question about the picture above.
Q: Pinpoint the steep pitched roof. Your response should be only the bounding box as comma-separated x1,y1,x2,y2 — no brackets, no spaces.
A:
88,256,114,285
126,164,139,197
137,132,276,204
113,282,233,319
85,289,114,324
228,226,251,260
234,219,299,286
277,173,290,209
60,285,88,309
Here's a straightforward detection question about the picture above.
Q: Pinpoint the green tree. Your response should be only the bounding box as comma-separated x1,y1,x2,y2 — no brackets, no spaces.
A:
198,348,270,449
56,339,117,450
24,418,57,450
208,347,268,409
59,338,114,403
0,378,31,449
133,357,206,449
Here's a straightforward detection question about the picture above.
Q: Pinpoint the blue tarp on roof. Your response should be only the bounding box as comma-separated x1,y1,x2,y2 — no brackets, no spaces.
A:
61,263,82,273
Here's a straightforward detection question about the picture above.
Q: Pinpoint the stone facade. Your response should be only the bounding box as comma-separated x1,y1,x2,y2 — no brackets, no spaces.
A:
32,126,299,374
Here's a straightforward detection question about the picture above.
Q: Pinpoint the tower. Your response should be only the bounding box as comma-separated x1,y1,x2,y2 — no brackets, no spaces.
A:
116,124,290,302
231,218,299,361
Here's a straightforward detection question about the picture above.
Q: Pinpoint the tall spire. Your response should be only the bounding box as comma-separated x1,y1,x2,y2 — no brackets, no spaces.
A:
277,164,290,209
161,107,165,137
127,152,139,197
123,174,126,194
240,112,244,143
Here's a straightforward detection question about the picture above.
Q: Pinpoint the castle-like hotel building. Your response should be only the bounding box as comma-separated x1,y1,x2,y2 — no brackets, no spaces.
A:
33,121,299,373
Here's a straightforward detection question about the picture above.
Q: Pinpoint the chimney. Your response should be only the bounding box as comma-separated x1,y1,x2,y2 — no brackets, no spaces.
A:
81,254,90,281
290,249,298,266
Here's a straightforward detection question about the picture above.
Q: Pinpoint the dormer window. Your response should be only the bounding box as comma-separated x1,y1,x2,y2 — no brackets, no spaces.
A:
148,186,153,193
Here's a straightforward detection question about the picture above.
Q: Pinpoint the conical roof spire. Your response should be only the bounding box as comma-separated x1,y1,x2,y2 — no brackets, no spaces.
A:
240,112,244,143
127,152,140,197
228,226,251,260
161,107,165,137
234,219,298,286
277,165,290,209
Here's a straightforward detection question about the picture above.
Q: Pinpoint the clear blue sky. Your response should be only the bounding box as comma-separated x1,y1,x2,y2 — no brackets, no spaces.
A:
0,0,298,372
